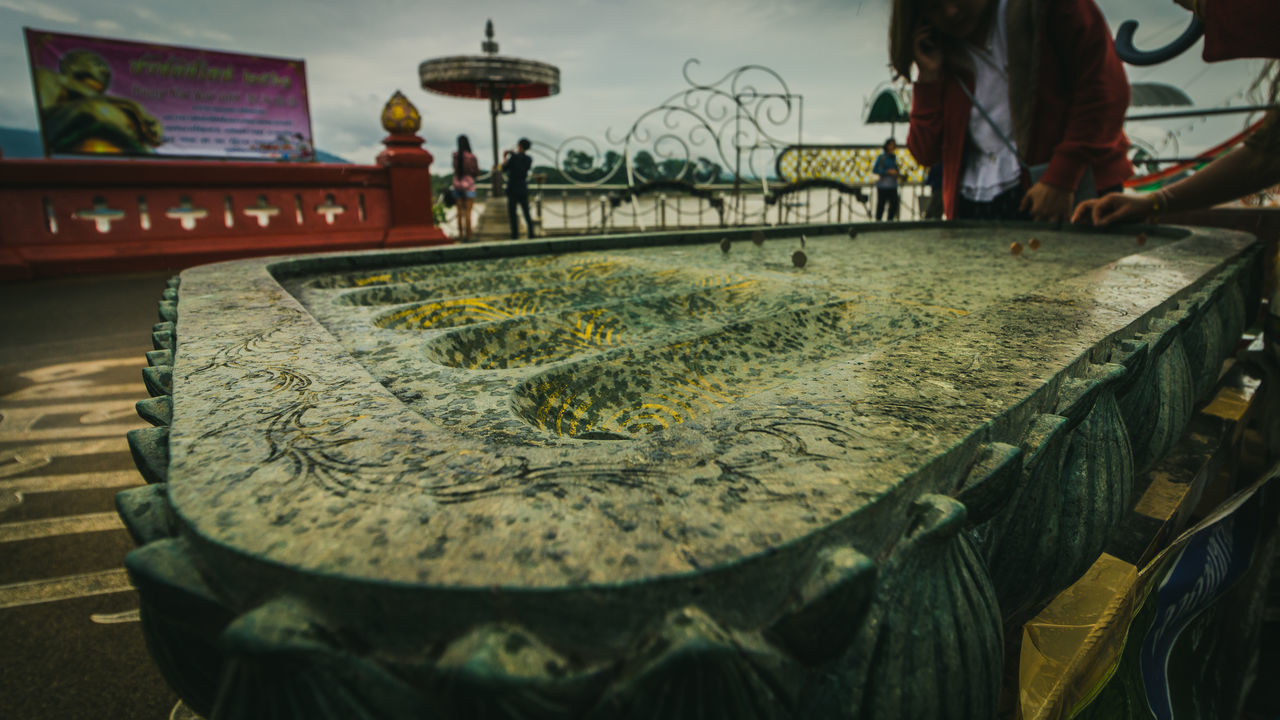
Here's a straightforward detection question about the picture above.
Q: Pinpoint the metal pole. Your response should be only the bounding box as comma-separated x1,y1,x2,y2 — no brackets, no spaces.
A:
1125,104,1275,122
734,108,742,221
798,96,804,146
489,89,501,197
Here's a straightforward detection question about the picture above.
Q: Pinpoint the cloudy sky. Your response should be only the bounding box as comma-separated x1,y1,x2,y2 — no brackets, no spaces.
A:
0,0,1270,166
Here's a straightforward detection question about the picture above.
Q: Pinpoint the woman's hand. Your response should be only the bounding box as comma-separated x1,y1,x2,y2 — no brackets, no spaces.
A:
1020,182,1074,223
913,25,943,82
1071,192,1156,226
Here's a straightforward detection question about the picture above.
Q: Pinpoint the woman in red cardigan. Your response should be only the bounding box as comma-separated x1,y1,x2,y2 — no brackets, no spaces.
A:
1073,0,1280,225
889,0,1133,222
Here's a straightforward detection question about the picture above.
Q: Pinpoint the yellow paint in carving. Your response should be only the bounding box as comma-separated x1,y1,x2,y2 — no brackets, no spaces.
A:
565,399,592,436
629,407,675,430
565,260,622,281
399,299,517,328
565,310,621,350
353,273,392,286
553,392,573,436
510,294,544,316
658,391,700,418
686,371,735,403
555,388,592,436
602,396,692,436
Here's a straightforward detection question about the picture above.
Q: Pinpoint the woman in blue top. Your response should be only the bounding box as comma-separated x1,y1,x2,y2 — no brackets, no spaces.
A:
873,138,901,221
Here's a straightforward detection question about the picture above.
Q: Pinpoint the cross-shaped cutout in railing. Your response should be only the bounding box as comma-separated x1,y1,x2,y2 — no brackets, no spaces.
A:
165,196,209,230
315,194,346,225
72,197,126,233
243,195,282,228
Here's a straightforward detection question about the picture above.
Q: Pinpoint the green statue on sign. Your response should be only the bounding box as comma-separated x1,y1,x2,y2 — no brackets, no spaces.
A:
35,49,163,155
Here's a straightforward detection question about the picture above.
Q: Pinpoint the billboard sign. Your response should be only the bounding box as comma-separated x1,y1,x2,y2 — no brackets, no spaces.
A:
24,28,314,161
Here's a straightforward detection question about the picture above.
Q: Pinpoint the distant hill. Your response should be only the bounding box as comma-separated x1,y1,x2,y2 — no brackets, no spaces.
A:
0,127,43,157
0,126,350,163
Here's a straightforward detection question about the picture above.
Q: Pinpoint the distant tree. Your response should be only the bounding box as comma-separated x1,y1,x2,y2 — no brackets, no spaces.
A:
564,149,596,177
659,158,690,181
693,157,724,184
632,150,658,181
600,150,623,182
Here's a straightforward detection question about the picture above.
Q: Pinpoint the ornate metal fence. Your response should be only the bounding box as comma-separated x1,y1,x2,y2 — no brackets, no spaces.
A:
456,60,934,236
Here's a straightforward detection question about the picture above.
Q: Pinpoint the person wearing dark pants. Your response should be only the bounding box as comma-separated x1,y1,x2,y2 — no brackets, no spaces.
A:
924,163,944,219
502,138,535,239
873,138,901,221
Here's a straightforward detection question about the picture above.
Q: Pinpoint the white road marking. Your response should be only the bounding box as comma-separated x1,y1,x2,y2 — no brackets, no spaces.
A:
0,568,133,610
0,400,140,434
0,470,142,494
79,406,143,424
0,438,134,477
0,423,146,443
0,512,125,543
90,607,141,624
18,358,143,383
3,382,143,402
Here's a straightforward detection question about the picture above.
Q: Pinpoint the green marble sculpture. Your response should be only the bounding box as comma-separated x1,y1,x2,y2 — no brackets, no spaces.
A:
118,222,1260,719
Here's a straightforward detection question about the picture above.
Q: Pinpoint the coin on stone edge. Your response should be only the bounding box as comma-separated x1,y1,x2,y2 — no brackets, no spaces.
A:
792,250,807,268
1010,242,1024,256
720,237,731,253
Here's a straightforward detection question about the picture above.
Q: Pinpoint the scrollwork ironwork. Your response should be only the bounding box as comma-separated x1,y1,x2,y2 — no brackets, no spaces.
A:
514,60,925,229
524,59,801,193
657,59,800,183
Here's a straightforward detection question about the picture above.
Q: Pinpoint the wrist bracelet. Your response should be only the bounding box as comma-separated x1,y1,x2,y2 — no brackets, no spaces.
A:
1151,188,1173,214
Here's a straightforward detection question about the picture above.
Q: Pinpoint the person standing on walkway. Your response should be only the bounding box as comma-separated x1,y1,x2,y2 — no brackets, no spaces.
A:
890,0,1132,222
1073,0,1280,226
924,163,945,219
452,135,480,241
502,138,536,239
873,138,902,221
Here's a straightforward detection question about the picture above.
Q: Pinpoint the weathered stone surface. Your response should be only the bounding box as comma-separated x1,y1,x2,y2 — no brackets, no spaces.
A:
119,222,1260,718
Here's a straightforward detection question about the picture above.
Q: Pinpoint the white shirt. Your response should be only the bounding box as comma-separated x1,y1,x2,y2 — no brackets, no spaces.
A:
960,0,1023,202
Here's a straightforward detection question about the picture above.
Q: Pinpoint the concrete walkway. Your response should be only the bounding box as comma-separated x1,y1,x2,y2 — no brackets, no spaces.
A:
1,271,180,719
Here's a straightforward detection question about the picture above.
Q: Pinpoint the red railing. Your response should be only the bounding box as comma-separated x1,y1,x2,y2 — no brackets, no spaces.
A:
1124,118,1265,190
0,133,449,280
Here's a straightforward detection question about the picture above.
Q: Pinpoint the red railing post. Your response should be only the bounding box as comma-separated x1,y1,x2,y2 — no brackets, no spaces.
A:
376,91,449,247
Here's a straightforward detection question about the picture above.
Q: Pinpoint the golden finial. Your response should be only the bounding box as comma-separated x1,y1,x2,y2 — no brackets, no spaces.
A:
380,90,421,134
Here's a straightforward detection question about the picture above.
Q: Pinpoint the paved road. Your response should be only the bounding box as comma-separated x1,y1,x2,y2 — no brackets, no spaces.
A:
1,271,183,720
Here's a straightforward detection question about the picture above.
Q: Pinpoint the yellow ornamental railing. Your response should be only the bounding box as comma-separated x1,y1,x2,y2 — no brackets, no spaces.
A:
776,145,929,186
